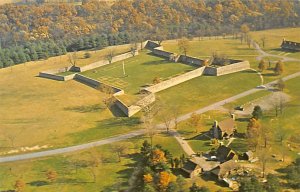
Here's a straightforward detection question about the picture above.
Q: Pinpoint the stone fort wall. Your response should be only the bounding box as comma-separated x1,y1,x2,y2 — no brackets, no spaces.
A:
204,61,250,76
40,40,251,117
74,51,139,72
143,66,206,93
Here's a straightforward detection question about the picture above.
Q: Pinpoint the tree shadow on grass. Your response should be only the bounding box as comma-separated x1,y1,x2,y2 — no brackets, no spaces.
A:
56,178,90,184
69,117,141,143
240,70,257,74
236,117,249,122
262,72,277,77
28,180,49,187
172,168,189,178
187,131,211,141
235,132,246,139
270,48,297,53
64,104,105,113
95,117,141,128
102,153,141,191
201,173,228,187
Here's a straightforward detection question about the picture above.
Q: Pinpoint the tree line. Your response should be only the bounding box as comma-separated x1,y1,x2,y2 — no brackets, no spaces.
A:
1,0,300,68
0,32,132,68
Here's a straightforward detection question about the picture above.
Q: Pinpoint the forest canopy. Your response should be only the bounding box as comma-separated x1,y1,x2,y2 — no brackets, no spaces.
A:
0,0,300,68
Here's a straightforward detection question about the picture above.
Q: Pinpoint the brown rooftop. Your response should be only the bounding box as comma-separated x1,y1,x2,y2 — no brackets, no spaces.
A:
218,118,235,135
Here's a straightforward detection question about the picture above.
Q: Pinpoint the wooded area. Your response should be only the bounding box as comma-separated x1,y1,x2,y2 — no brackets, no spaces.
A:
0,0,300,68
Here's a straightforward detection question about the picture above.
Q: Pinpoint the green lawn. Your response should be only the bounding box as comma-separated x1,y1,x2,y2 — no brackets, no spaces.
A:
57,71,75,76
156,70,261,115
250,27,300,60
0,134,185,192
162,38,258,59
81,50,196,95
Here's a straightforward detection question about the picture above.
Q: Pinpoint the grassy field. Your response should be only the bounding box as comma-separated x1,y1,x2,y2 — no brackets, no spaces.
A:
162,38,258,59
156,69,261,115
0,27,299,156
0,134,185,192
250,27,300,59
0,45,142,154
81,50,195,95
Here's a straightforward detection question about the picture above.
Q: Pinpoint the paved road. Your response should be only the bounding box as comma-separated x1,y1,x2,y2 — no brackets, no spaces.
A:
1,42,300,164
1,71,300,164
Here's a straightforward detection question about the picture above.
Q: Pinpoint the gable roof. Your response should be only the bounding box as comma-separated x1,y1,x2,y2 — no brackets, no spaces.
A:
182,159,199,173
218,118,234,135
211,160,240,178
216,145,236,161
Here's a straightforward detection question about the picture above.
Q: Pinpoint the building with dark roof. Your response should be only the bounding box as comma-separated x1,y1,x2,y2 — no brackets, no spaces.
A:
181,159,202,178
216,145,237,162
281,39,300,52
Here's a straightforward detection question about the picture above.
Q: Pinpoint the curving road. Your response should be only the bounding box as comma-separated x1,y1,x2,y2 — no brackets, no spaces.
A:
253,41,300,62
1,41,300,164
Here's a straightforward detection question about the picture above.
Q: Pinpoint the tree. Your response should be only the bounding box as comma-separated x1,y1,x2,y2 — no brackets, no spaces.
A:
252,105,263,120
176,175,186,192
258,59,266,72
106,49,114,64
111,142,129,162
189,112,201,133
130,43,138,56
140,103,161,148
153,77,161,84
240,24,250,44
276,78,285,91
68,51,77,66
152,149,167,166
178,38,190,56
158,171,171,192
84,52,91,58
160,109,173,133
97,84,115,108
143,173,153,183
14,179,25,192
260,36,266,48
265,174,281,192
189,183,210,192
46,169,58,183
247,118,261,151
239,176,264,192
284,158,300,188
258,147,270,178
274,60,284,75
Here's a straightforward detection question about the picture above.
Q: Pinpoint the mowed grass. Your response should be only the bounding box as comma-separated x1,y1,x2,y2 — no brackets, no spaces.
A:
250,27,300,59
0,28,299,155
162,38,258,59
69,44,132,67
156,70,261,115
81,50,196,95
0,134,185,192
0,46,142,153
